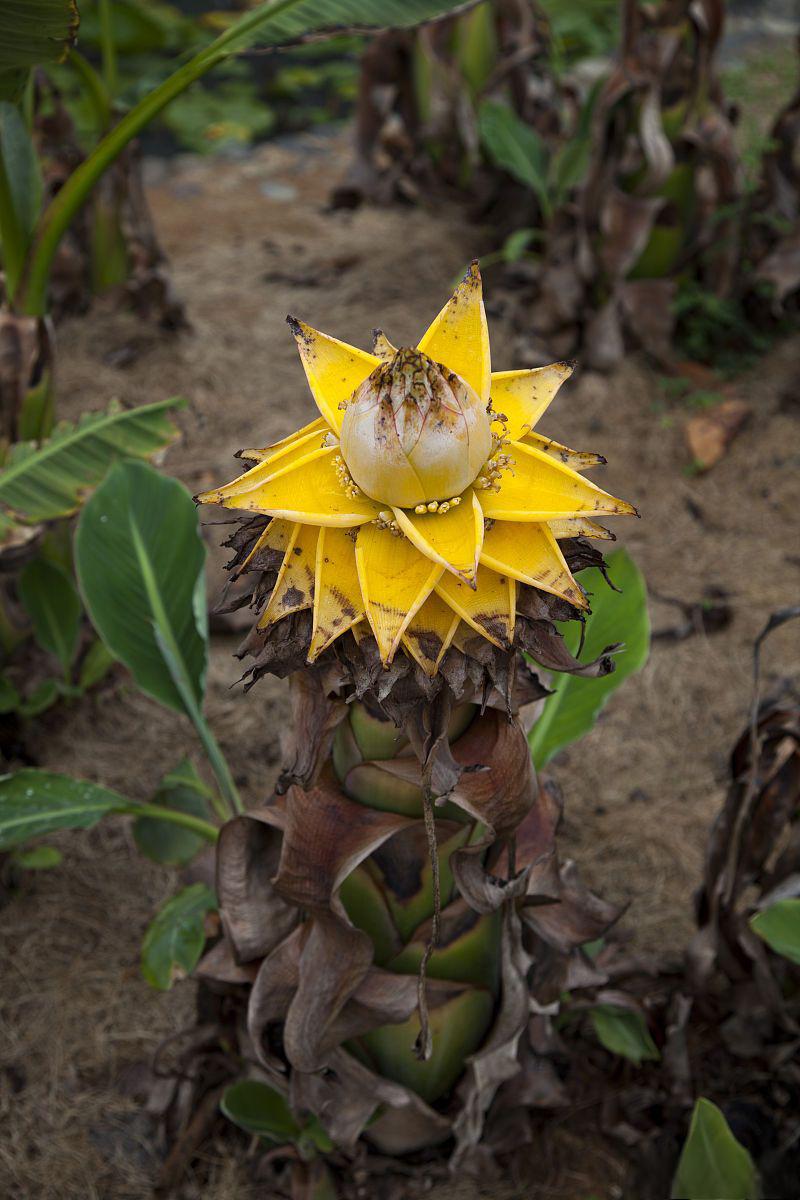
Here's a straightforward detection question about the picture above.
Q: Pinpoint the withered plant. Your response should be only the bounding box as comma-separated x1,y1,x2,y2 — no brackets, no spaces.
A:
521,0,743,368
0,0,474,439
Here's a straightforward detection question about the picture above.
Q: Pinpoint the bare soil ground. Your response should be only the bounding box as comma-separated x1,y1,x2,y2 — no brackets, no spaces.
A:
1,126,799,1199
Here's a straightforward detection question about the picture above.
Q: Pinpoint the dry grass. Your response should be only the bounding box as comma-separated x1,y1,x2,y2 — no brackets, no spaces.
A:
1,125,799,1196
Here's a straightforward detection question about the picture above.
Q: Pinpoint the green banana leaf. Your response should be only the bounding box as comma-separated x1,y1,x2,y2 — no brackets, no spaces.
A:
672,1099,759,1200
0,766,219,852
18,558,81,675
0,102,42,238
140,883,217,990
75,459,207,716
528,548,650,770
477,100,550,214
222,1079,334,1153
133,759,214,867
0,769,129,849
0,0,79,100
590,1004,660,1065
0,397,185,522
750,899,800,966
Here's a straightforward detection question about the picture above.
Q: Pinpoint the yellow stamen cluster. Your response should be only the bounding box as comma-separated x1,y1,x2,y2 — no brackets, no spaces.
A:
333,453,362,499
374,511,402,535
487,402,508,431
413,496,463,516
473,405,516,492
474,448,515,493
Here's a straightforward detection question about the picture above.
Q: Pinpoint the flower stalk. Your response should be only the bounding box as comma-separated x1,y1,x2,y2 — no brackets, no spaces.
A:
197,266,636,1168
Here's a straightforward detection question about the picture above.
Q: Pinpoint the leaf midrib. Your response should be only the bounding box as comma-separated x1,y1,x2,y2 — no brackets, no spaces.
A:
128,504,200,713
0,398,180,493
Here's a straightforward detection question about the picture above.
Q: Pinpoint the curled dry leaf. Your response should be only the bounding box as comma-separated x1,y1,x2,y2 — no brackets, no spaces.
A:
502,0,741,369
689,608,800,1034
197,689,629,1168
684,398,751,471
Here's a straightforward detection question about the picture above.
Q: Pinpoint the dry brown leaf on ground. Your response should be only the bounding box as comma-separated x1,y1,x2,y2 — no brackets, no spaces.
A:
684,398,751,470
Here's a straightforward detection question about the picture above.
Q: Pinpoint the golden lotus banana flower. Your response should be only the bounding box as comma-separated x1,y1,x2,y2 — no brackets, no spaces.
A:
198,263,636,672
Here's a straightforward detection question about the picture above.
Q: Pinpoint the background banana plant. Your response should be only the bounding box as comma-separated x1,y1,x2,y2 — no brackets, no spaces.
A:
0,0,476,441
339,0,799,373
0,397,185,717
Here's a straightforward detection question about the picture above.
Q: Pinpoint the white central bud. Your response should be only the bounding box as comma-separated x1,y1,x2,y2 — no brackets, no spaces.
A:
339,348,493,509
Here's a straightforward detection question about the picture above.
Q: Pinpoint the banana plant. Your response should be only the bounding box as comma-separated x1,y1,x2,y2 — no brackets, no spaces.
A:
337,0,615,218
0,0,475,441
187,265,648,1184
0,268,652,1191
0,395,185,715
33,0,194,325
0,459,231,987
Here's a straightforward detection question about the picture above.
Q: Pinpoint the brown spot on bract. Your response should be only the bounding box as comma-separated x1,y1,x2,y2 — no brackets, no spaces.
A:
330,587,356,619
372,600,402,617
282,586,304,608
478,614,511,645
416,632,443,659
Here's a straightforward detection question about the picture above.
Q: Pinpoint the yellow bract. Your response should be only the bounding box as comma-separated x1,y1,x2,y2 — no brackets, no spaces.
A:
417,261,491,402
309,527,364,659
392,490,483,584
355,523,443,664
402,591,461,677
288,319,379,432
199,264,636,671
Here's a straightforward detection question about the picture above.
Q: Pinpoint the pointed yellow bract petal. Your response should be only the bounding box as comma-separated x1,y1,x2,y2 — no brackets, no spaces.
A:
202,446,381,527
490,362,574,438
481,521,587,610
239,417,328,465
435,565,516,648
391,490,484,582
308,527,364,660
523,431,606,471
258,523,318,629
479,441,637,523
235,516,295,577
417,261,491,402
548,517,615,541
288,317,379,432
355,525,443,665
402,591,461,677
198,439,334,509
372,330,398,361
